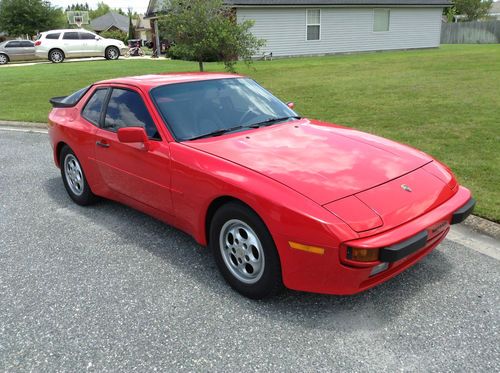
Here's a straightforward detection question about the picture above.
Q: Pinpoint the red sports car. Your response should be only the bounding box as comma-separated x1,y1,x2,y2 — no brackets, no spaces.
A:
48,73,475,299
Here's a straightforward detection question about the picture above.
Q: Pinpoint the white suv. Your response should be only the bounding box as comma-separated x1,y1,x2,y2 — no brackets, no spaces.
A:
35,29,128,63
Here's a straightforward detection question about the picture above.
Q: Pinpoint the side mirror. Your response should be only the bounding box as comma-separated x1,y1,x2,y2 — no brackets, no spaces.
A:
287,102,295,110
95,36,101,40
117,127,149,150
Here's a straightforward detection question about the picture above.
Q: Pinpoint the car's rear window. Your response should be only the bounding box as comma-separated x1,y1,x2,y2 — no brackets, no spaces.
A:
46,33,60,40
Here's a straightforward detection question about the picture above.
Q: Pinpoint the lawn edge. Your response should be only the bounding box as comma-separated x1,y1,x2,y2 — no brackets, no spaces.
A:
0,120,47,129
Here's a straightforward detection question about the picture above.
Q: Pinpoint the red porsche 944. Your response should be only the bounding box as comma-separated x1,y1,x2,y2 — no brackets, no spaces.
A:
48,73,475,299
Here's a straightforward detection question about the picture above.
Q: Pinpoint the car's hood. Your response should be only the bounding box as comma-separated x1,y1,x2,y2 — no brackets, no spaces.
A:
186,119,433,205
106,38,125,45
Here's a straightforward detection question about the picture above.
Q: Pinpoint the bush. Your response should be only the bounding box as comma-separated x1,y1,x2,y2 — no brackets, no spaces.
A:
99,29,127,44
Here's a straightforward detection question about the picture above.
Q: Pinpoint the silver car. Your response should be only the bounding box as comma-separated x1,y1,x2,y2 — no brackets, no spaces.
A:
0,40,38,65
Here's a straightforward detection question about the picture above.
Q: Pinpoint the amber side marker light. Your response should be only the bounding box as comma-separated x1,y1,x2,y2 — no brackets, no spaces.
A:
289,241,325,255
347,247,380,262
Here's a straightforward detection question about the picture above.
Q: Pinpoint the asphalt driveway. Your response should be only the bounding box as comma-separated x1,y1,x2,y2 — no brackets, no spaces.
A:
0,129,499,372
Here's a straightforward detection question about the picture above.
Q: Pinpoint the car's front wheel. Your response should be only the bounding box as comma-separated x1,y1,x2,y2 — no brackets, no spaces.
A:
60,146,97,206
210,202,283,299
49,49,65,63
105,46,120,60
0,53,9,65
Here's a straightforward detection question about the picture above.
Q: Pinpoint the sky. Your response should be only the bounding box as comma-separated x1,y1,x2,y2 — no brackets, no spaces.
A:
49,0,150,14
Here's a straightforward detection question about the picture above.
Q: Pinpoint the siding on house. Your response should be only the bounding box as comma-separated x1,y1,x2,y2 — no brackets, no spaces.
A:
237,7,443,57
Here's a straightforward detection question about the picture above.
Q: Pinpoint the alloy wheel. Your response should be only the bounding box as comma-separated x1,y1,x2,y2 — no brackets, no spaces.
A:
64,154,84,196
219,219,265,284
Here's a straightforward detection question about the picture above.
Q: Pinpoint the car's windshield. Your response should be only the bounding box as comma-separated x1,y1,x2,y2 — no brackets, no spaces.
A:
150,78,298,141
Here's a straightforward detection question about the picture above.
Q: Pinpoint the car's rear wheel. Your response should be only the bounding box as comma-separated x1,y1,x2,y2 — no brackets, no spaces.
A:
0,54,9,65
105,46,120,60
210,202,283,299
49,49,64,63
60,146,97,206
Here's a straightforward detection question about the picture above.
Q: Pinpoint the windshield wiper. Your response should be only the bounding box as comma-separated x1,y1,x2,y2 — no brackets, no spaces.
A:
249,116,301,128
187,125,249,141
187,116,301,141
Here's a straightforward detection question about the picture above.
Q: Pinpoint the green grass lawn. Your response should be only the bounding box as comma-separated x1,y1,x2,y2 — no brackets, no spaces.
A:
0,45,498,222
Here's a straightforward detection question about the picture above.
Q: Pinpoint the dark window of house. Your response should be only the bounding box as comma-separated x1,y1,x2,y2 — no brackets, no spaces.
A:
104,89,161,140
63,32,79,40
306,9,321,41
82,89,108,125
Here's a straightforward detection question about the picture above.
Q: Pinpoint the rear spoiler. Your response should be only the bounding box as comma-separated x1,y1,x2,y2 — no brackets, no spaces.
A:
49,96,75,108
49,85,92,108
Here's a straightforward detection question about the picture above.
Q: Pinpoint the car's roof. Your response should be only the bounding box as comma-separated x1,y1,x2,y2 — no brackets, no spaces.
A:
95,72,244,89
41,29,91,34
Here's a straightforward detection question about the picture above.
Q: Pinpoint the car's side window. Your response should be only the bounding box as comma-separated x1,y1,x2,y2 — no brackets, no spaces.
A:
63,32,79,40
20,41,34,48
46,33,61,40
79,33,95,40
5,41,20,48
103,89,161,140
82,89,108,126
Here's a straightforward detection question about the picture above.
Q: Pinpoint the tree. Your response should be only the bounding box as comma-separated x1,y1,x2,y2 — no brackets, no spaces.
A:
89,1,110,19
66,3,90,11
0,0,66,36
158,0,265,72
128,8,135,41
446,0,493,21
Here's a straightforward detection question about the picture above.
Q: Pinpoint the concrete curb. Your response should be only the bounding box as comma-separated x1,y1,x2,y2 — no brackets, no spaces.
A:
463,215,500,241
0,121,499,242
0,120,47,129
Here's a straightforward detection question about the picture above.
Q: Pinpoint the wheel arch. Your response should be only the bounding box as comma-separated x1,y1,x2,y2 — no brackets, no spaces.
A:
204,196,261,247
55,141,69,168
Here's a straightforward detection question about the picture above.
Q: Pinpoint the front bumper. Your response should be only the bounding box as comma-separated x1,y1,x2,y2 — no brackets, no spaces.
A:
277,186,473,295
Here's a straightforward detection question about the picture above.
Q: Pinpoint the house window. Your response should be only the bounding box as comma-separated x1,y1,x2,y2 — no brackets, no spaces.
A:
306,9,321,41
373,9,390,32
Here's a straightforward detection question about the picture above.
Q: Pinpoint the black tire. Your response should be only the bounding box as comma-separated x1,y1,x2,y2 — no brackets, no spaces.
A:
105,46,120,60
60,146,97,206
210,202,283,299
0,53,9,65
49,49,65,63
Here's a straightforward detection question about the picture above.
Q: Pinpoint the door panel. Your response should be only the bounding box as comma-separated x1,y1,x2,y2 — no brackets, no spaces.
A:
93,87,173,214
94,130,173,213
79,32,99,56
62,32,82,56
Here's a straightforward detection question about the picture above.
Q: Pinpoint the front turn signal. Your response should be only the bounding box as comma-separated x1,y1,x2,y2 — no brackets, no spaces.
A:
289,241,325,255
347,247,380,262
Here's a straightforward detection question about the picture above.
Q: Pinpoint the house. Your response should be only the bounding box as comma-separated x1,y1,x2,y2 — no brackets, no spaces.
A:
134,15,153,41
146,0,450,57
488,2,500,20
90,11,129,34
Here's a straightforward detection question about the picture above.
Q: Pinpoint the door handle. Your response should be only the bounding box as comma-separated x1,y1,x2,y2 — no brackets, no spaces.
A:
96,141,110,148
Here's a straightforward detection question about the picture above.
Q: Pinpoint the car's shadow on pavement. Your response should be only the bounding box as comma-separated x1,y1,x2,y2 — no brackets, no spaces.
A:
44,176,453,329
